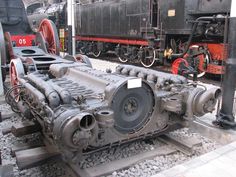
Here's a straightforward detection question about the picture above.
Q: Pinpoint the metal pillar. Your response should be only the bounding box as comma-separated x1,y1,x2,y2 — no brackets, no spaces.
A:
72,0,76,56
67,0,76,55
215,1,236,128
0,55,4,96
0,51,4,96
67,0,73,55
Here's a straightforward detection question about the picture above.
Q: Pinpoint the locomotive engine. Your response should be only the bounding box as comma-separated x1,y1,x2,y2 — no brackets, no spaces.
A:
76,0,231,75
10,55,221,161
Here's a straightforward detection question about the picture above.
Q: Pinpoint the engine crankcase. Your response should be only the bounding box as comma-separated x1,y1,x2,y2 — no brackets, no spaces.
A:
14,61,220,158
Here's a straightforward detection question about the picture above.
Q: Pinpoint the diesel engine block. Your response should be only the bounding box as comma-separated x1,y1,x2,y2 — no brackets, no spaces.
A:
9,58,220,162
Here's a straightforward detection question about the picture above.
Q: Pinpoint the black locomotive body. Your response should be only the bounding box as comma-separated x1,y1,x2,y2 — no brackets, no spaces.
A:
77,0,230,39
30,0,231,75
76,0,231,74
78,0,152,39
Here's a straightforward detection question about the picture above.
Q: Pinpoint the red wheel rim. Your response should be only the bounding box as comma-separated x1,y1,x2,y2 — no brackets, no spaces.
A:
5,32,14,60
172,58,189,75
10,62,20,101
38,19,59,55
10,62,18,87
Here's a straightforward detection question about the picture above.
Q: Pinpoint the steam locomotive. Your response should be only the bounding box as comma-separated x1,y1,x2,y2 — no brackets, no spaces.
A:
76,0,231,77
30,0,231,76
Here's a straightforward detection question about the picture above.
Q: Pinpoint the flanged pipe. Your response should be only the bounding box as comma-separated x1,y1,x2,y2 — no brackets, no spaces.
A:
61,113,97,149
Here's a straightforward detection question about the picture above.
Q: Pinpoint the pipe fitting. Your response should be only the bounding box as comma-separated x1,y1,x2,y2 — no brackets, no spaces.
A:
96,109,114,128
194,88,221,116
61,113,97,149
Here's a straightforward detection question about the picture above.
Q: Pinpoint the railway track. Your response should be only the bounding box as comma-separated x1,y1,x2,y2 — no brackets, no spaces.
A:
1,120,202,177
69,133,202,177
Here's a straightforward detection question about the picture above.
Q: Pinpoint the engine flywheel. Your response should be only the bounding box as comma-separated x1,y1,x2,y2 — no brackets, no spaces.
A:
111,81,154,134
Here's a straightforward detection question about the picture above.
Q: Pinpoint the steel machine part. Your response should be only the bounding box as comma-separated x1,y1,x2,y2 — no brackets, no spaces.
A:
0,0,222,162
6,49,221,162
0,23,7,81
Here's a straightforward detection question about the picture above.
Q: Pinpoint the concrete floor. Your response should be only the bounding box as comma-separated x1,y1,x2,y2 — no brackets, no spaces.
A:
153,141,236,177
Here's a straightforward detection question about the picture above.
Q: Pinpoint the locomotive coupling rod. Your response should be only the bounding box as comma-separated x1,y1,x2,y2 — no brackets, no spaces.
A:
214,15,236,129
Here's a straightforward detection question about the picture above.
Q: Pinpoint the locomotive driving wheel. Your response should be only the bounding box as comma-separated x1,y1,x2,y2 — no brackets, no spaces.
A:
10,58,25,102
4,32,14,60
171,58,189,75
91,42,102,58
92,50,101,58
38,19,60,55
140,47,156,68
117,46,128,63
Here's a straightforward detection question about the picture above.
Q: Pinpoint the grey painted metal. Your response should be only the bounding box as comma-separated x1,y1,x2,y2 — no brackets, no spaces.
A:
6,49,221,163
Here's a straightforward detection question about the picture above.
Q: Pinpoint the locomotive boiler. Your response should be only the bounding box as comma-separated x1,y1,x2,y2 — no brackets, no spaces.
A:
8,50,221,161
